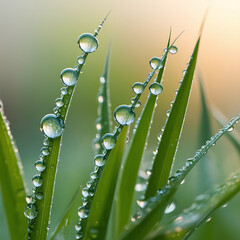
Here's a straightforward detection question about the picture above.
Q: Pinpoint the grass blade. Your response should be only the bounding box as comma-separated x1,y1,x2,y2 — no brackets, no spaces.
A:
148,170,240,240
30,15,109,240
145,36,201,199
93,43,113,155
0,102,27,240
121,113,240,240
115,31,172,236
84,126,128,240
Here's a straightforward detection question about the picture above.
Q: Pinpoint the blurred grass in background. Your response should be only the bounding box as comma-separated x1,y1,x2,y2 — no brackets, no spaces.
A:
0,0,239,239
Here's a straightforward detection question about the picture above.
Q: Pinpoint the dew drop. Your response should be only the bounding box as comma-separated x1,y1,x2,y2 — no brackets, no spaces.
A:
24,203,38,220
149,57,163,70
114,105,135,125
86,181,92,188
35,160,46,172
60,87,68,95
136,200,147,208
55,98,64,108
98,95,104,103
41,147,50,156
149,83,163,95
90,172,98,180
61,68,79,86
135,183,147,192
166,110,170,117
102,133,116,150
228,126,234,132
165,202,176,214
78,33,98,53
40,114,64,139
75,223,81,231
100,76,105,84
36,192,44,200
94,154,106,167
32,175,43,187
186,158,194,166
26,195,35,204
169,45,178,54
76,233,83,239
132,82,144,94
77,56,85,65
90,228,99,238
78,207,89,218
82,187,90,197
131,98,141,108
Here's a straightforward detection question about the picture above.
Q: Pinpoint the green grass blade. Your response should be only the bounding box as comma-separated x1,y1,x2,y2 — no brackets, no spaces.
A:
211,107,240,155
83,126,128,240
50,187,82,240
0,103,27,240
148,170,240,240
30,15,109,240
93,43,113,155
145,36,201,199
115,32,172,236
120,113,240,240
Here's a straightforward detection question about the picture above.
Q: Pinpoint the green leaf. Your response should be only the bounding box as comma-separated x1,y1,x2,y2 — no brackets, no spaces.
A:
0,104,27,240
50,187,82,240
120,113,240,240
147,170,240,240
84,126,128,240
145,36,201,199
93,43,113,155
115,31,171,236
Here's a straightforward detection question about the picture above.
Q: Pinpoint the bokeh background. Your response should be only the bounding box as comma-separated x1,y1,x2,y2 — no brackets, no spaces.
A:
0,0,240,239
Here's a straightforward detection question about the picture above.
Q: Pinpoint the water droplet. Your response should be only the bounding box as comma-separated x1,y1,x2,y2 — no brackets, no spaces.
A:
77,56,85,65
75,223,81,231
206,217,212,222
181,179,185,185
78,207,89,218
98,95,104,103
90,172,98,180
86,181,92,188
168,176,176,183
32,175,43,187
24,203,38,220
35,160,46,172
76,233,83,239
40,114,64,139
132,82,144,94
26,195,35,204
61,68,79,86
82,187,90,197
137,200,147,208
165,202,176,214
55,98,64,108
36,192,44,200
186,158,194,166
149,83,163,95
60,87,68,95
41,147,50,156
131,98,141,108
169,45,178,54
100,76,105,84
149,57,163,70
78,33,98,53
90,228,99,238
114,105,135,125
102,133,116,150
166,110,170,117
94,154,106,167
228,126,234,132
96,123,102,130
135,183,147,192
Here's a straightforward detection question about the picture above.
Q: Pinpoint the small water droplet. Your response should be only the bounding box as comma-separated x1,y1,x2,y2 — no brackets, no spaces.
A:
135,183,147,192
86,181,92,188
96,123,102,130
186,158,194,166
149,57,163,70
131,98,141,108
90,172,98,180
114,105,135,125
75,223,81,231
89,228,99,238
181,179,185,185
78,33,98,53
102,133,116,150
169,45,178,54
24,203,38,220
100,76,105,84
36,192,44,200
32,175,43,187
137,200,147,208
55,98,64,108
166,110,170,117
94,154,106,167
82,187,90,197
165,202,176,214
60,87,68,95
26,195,35,204
41,147,50,156
222,203,228,208
40,114,64,139
227,126,234,132
77,56,85,65
132,82,144,94
206,217,212,222
76,233,83,239
78,207,89,218
168,176,176,183
61,68,79,86
98,95,104,103
149,83,163,95
35,160,46,172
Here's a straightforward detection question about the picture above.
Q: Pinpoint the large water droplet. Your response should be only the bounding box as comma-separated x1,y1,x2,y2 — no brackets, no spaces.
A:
78,33,98,53
32,175,43,187
169,45,178,54
132,82,144,94
149,83,163,95
35,160,46,172
114,105,135,125
40,114,64,139
78,207,89,218
102,133,116,150
61,68,79,86
149,57,163,70
94,154,106,167
24,203,38,220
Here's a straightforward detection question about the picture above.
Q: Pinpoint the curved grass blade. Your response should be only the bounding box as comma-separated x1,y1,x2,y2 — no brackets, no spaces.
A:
211,107,240,155
30,15,109,240
147,170,240,240
50,187,82,240
83,126,128,240
115,31,172,236
145,36,201,199
120,113,240,240
93,43,113,155
0,102,27,240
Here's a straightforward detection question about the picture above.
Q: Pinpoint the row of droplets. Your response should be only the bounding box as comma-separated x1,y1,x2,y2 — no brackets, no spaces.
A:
24,31,100,239
75,45,178,239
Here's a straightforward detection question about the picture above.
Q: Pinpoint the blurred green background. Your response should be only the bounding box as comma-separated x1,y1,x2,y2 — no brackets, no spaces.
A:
0,0,240,239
